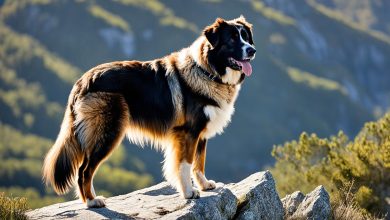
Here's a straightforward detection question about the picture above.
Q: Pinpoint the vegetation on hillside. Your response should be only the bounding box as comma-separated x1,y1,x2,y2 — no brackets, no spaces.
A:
250,0,296,26
0,23,81,85
88,3,132,33
285,66,348,95
271,113,390,218
307,0,390,45
114,0,199,33
0,123,153,208
0,192,28,220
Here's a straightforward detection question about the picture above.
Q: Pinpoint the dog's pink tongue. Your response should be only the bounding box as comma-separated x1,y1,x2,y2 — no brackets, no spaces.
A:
238,61,252,76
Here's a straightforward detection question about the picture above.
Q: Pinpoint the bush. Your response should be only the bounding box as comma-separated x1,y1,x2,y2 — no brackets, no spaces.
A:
271,113,390,217
0,192,28,220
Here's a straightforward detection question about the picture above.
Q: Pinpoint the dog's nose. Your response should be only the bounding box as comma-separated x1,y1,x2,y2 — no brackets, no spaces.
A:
246,47,256,57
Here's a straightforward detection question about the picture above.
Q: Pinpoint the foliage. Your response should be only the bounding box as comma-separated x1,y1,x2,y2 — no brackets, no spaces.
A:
0,6,153,207
0,123,153,208
271,113,390,217
0,0,52,20
0,23,81,85
0,192,28,220
330,181,383,220
250,0,296,26
307,0,390,45
88,3,131,32
114,0,199,33
0,187,65,210
286,66,348,95
95,164,153,196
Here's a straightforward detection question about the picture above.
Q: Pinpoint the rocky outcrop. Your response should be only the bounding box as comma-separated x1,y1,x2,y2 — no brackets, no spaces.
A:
230,172,283,220
282,186,331,220
281,191,305,216
26,171,330,220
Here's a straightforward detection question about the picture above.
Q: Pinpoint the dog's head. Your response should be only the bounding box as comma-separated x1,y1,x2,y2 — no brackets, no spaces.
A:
203,16,256,77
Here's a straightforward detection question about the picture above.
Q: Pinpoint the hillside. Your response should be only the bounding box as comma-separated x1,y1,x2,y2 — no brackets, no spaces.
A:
0,0,389,208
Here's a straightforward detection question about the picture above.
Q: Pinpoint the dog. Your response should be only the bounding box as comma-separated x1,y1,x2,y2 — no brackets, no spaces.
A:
43,16,256,208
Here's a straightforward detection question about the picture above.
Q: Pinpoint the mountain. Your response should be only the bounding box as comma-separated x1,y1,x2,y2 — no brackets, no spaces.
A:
0,0,389,207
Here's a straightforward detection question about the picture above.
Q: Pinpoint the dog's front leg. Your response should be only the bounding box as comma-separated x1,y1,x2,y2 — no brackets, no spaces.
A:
192,138,216,191
163,131,200,199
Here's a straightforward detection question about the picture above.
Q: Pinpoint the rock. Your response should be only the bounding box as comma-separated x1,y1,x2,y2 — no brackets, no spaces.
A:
229,171,284,220
281,191,305,217
161,183,237,220
291,185,331,220
27,182,237,220
26,171,328,220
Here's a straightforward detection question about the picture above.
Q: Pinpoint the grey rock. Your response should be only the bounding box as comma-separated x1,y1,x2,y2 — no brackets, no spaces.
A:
281,191,305,216
291,185,331,220
26,172,326,220
229,171,284,220
26,182,237,220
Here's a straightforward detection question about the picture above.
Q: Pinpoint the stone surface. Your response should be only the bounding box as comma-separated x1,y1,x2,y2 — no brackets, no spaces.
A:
291,185,331,220
229,171,284,220
281,191,305,217
26,171,329,220
27,182,236,220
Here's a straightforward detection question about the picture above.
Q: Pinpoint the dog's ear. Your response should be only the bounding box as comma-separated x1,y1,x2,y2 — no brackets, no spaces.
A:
203,18,227,48
237,15,247,23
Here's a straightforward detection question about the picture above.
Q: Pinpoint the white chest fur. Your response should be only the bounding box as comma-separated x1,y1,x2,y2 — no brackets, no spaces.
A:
222,67,242,85
202,85,241,139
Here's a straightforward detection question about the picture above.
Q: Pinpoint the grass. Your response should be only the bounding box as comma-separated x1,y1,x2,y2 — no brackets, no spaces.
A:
0,192,28,220
286,66,348,95
306,0,390,45
250,0,296,26
88,4,132,32
330,182,386,220
0,0,53,20
0,48,63,121
114,0,199,33
0,22,81,85
332,202,381,220
285,182,385,220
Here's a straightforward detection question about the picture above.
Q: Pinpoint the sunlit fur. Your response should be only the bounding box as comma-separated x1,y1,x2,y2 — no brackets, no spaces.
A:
42,16,255,207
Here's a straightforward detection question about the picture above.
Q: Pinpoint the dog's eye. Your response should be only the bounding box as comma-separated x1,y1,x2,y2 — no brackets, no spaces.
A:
241,30,248,41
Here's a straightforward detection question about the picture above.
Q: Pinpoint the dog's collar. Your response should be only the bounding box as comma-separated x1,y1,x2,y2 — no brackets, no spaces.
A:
198,66,244,86
198,66,226,84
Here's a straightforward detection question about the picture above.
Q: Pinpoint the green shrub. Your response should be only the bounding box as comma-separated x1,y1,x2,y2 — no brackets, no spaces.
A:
0,192,28,220
271,113,390,217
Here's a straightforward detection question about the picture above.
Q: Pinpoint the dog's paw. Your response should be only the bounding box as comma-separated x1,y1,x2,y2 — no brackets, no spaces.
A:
183,188,200,199
87,196,106,208
200,180,216,191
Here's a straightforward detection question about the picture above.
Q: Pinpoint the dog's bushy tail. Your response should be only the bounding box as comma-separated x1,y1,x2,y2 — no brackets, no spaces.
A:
43,90,83,195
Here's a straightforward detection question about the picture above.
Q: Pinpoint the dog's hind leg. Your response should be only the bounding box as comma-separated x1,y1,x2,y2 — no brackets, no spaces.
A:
192,139,216,191
77,157,89,202
73,93,129,208
83,138,123,208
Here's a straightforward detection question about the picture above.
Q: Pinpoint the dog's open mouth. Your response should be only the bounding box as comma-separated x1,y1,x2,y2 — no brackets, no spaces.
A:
228,57,253,76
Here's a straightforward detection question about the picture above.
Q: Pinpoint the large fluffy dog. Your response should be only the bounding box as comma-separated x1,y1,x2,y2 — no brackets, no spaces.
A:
43,16,256,208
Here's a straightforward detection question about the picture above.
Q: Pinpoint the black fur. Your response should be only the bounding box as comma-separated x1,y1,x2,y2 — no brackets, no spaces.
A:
88,62,175,135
